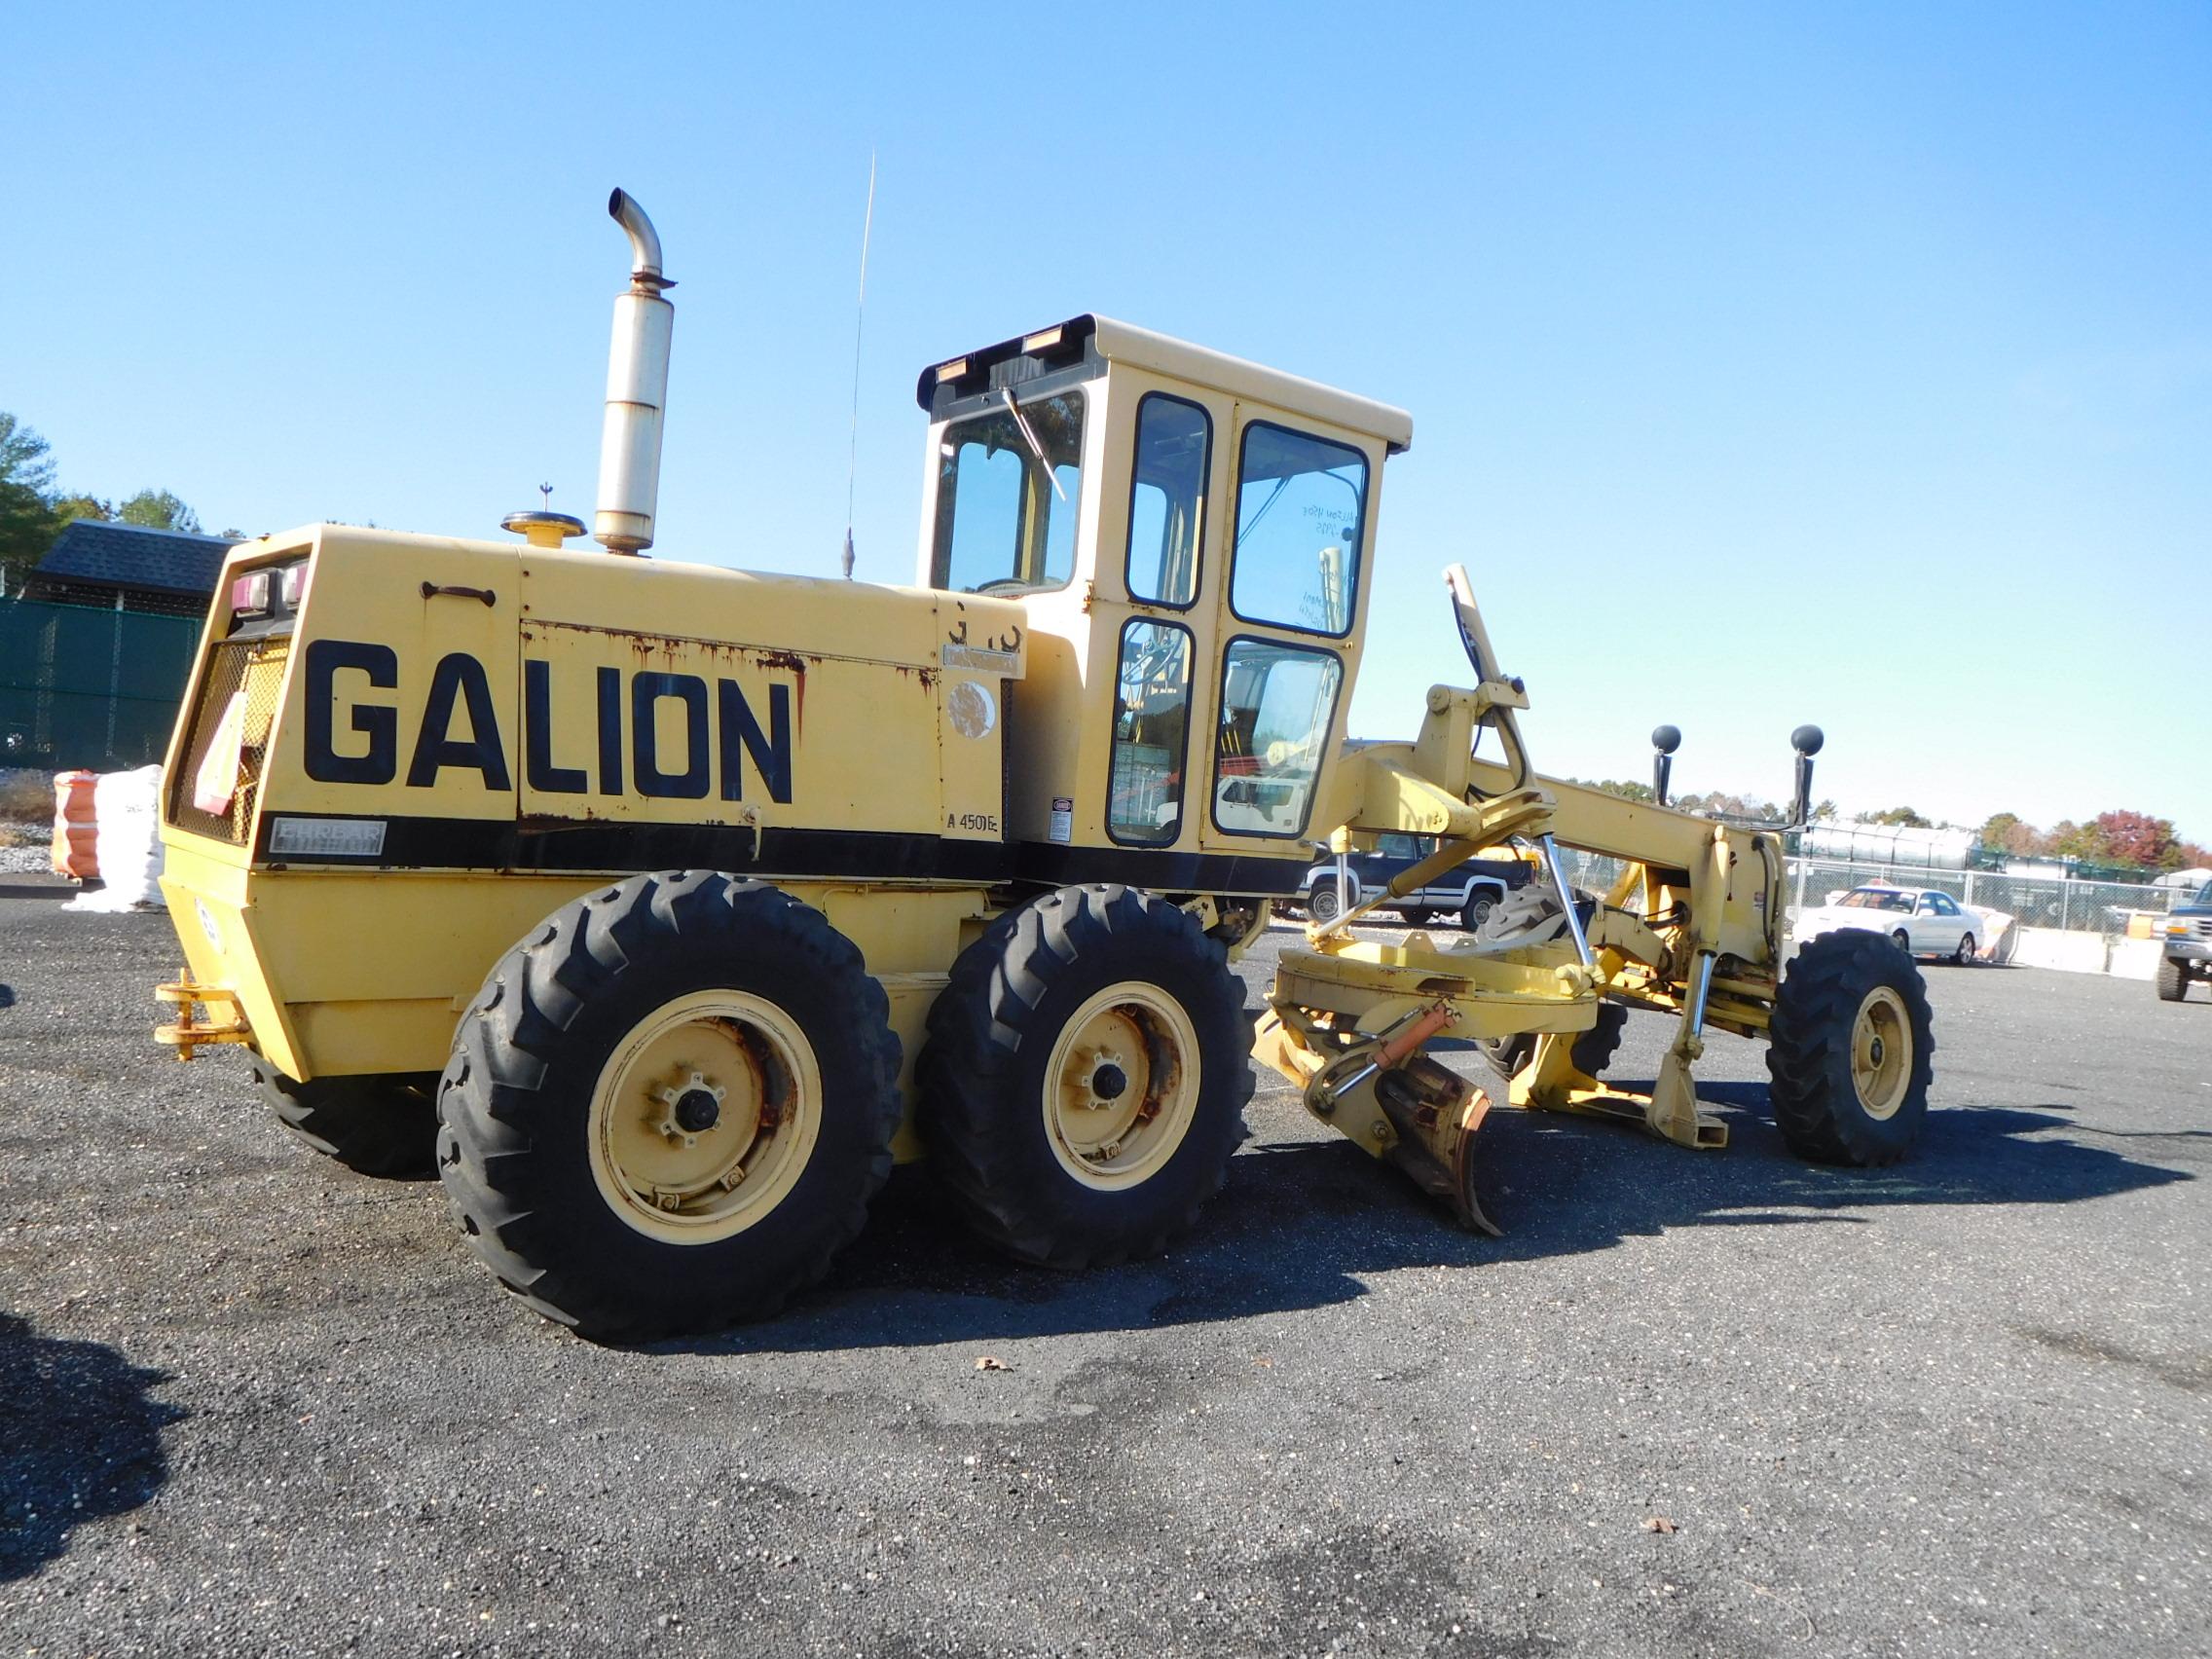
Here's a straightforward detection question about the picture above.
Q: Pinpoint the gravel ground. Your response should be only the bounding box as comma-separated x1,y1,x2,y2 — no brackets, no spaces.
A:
2,901,2207,1657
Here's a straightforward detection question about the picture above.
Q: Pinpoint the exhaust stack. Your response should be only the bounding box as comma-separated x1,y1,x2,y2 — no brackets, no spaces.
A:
595,189,675,554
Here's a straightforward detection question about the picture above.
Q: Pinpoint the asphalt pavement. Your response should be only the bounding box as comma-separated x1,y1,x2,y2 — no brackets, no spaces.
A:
2,899,2207,1657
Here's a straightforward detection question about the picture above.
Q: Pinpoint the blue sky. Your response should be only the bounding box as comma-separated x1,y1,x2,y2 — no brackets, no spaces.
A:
10,2,2206,838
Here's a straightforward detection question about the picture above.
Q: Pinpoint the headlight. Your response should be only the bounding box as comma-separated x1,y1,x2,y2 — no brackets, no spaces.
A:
227,571,272,615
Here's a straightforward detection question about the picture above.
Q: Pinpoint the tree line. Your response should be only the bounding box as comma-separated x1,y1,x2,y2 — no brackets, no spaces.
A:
0,411,232,587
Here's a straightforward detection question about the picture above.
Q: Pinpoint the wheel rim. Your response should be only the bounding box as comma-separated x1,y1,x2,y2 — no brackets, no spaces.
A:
1041,982,1201,1190
1957,935,1975,963
1468,898,1494,928
587,989,822,1243
1850,986,1912,1120
1310,888,1341,922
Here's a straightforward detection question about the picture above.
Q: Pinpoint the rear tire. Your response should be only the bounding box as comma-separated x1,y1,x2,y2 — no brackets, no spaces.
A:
2156,956,2191,1003
1953,933,1976,966
252,1061,439,1177
434,872,901,1341
918,884,1252,1269
1403,906,1437,927
1891,928,1912,956
1460,892,1497,932
1307,883,1344,924
1768,931,1935,1166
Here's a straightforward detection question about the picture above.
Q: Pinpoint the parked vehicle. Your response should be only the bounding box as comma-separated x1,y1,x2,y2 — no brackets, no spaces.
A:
1794,885,1979,964
1298,833,1534,928
2156,880,2212,1003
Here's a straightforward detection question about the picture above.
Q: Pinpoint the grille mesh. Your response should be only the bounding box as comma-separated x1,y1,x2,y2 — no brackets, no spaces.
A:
168,635,291,845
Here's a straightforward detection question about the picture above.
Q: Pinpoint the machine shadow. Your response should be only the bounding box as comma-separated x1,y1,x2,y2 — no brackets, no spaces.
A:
704,1086,2191,1356
0,1313,185,1581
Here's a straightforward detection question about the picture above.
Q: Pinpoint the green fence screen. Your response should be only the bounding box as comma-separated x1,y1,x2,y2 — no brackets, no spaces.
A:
0,598,204,771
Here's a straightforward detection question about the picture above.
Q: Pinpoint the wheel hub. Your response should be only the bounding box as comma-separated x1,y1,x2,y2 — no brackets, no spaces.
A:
587,994,823,1243
1850,986,1911,1120
674,1087,721,1134
652,1070,729,1147
1043,985,1202,1189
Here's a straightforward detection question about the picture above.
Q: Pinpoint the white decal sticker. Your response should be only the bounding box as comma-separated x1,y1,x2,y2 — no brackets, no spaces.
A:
1049,796,1074,844
945,679,997,740
269,816,387,858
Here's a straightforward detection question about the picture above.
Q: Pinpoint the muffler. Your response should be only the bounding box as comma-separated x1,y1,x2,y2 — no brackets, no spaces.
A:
595,189,675,554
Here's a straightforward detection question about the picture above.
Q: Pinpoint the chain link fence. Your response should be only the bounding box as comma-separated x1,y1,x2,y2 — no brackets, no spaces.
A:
0,599,202,772
1784,856,2176,948
1548,847,2178,955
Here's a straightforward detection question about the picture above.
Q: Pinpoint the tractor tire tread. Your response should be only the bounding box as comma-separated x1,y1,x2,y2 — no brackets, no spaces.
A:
252,1061,440,1178
1767,930,1935,1166
435,871,901,1341
918,884,1253,1271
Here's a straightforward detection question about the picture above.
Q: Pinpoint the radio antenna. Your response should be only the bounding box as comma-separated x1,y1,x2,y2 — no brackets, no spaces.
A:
841,150,877,580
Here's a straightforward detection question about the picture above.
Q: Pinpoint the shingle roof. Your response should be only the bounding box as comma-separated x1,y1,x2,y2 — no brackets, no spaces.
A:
32,520,241,596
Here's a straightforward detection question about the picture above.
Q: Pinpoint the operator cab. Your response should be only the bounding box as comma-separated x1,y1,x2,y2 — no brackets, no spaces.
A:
914,315,1411,889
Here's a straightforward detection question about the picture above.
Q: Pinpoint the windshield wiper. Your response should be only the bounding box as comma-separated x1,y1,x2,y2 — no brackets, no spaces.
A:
1002,387,1068,503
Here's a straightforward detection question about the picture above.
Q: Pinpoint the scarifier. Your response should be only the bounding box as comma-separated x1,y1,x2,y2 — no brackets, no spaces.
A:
154,191,1936,1338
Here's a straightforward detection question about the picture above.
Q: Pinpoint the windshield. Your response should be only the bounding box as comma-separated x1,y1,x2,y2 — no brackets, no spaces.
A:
1229,424,1367,636
929,392,1086,594
1838,889,1913,912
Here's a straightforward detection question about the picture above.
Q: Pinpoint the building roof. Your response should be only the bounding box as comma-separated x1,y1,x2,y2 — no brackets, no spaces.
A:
31,519,240,597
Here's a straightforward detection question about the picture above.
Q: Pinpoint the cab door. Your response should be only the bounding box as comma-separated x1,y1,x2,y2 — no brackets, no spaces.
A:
1094,380,1223,854
1197,405,1380,858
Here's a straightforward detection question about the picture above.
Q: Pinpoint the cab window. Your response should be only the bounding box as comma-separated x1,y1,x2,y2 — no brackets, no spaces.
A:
929,392,1086,594
1125,394,1210,608
1229,423,1367,637
1107,620,1195,845
1213,637,1342,838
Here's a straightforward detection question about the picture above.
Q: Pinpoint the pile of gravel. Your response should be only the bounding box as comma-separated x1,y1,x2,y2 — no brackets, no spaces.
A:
0,842,55,873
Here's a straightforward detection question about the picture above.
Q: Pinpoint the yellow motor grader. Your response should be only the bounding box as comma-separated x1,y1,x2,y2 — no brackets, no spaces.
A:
154,191,1934,1339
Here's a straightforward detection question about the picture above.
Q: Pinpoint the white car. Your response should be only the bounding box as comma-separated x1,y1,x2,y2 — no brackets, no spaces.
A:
1794,886,1980,965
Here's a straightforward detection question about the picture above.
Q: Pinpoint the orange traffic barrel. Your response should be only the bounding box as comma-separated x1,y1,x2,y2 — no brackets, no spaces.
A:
52,770,99,879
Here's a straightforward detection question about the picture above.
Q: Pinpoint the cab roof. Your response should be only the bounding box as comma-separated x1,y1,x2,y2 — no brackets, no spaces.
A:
916,313,1413,454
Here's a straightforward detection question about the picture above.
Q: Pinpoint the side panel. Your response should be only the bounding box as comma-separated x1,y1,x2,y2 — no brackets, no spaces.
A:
517,558,1014,865
259,535,522,850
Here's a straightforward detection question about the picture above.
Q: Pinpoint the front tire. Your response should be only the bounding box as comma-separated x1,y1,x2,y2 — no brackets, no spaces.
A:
918,885,1253,1269
435,872,902,1341
1460,892,1497,932
2156,956,2191,1003
252,1062,440,1177
1768,931,1935,1166
1307,883,1345,925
